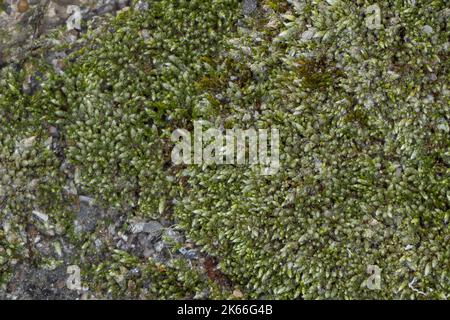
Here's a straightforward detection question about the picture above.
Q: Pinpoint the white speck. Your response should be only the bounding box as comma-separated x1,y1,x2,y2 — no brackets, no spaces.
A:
437,121,449,132
301,28,316,40
33,210,49,222
422,25,433,35
79,195,94,204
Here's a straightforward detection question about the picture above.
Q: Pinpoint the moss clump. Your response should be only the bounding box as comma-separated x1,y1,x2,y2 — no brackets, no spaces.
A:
0,66,74,286
174,0,450,299
84,253,233,299
1,0,449,299
41,0,241,216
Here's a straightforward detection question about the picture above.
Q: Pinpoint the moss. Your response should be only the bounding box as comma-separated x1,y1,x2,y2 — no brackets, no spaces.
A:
1,0,449,299
264,0,290,13
173,0,450,299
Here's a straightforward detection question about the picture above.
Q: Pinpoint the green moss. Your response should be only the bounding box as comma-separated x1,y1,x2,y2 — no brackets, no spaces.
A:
1,0,449,299
174,0,450,299
264,0,289,13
